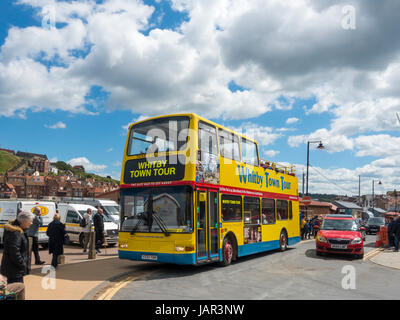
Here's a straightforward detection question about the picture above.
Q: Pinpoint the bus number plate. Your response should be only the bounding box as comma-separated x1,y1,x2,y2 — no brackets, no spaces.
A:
142,255,158,261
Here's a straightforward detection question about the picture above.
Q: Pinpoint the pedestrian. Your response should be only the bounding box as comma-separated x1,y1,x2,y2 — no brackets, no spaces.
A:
26,207,45,265
387,217,395,248
301,217,307,240
46,214,66,269
392,216,400,252
93,208,105,253
0,274,25,300
1,211,34,284
82,208,93,253
306,219,313,239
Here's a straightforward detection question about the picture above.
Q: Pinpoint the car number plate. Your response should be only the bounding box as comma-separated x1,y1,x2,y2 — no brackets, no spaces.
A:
142,255,158,261
331,244,347,249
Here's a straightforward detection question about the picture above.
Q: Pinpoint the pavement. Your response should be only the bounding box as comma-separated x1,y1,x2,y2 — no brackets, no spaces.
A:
1,239,399,300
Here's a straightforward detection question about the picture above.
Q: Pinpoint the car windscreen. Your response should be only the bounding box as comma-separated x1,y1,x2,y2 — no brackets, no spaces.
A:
367,217,385,225
321,219,358,231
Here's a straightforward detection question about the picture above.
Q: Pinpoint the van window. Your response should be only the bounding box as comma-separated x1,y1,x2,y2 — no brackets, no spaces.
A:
66,211,80,224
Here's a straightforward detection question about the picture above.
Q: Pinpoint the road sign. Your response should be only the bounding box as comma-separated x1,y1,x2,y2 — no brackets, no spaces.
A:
302,196,311,206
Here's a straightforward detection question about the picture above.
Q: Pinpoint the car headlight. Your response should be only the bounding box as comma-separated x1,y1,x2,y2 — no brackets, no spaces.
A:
351,237,362,244
317,235,327,243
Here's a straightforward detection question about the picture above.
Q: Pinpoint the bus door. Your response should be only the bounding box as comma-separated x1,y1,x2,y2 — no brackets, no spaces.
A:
196,189,219,262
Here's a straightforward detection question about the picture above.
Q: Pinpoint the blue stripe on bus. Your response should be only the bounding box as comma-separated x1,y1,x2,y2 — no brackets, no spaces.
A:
119,236,300,265
118,250,197,265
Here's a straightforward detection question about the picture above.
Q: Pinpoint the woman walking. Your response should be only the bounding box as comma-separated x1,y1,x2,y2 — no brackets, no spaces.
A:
46,214,66,268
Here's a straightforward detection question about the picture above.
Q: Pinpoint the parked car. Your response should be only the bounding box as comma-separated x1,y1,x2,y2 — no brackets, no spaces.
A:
365,217,386,235
315,215,365,259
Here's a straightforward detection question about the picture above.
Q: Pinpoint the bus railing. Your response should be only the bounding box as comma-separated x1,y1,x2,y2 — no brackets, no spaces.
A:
260,159,296,176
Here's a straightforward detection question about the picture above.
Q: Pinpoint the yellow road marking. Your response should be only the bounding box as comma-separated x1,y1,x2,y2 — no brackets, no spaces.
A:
363,248,384,261
96,270,159,300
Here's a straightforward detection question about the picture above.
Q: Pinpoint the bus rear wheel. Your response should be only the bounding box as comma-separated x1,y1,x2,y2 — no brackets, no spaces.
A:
220,237,234,267
279,231,288,252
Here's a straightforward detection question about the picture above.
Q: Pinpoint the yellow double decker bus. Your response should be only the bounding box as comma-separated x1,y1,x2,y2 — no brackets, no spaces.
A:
118,113,300,266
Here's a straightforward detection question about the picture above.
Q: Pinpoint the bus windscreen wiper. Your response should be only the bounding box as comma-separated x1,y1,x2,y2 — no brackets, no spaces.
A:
130,213,146,235
153,213,170,237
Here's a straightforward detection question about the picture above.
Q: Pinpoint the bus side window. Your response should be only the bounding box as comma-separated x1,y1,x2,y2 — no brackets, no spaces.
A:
262,198,276,225
221,194,242,222
289,201,293,220
277,200,288,220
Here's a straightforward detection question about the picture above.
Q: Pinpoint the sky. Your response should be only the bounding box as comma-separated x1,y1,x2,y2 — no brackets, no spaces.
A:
0,0,399,196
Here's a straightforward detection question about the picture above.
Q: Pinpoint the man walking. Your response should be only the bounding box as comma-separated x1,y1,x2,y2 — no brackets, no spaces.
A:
1,211,35,284
26,207,45,265
82,208,93,253
392,216,400,252
93,208,105,253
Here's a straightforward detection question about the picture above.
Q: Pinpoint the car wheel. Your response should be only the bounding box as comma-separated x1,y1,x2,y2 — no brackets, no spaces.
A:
357,253,364,259
316,250,323,257
279,230,288,252
219,237,234,267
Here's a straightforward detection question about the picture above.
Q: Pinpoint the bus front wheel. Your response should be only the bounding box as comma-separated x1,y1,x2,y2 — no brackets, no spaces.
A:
220,237,234,267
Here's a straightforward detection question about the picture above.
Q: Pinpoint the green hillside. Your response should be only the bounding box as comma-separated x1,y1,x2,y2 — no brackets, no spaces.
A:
0,151,21,173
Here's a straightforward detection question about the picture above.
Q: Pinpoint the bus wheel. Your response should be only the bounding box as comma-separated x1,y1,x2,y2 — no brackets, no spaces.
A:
220,237,234,267
279,231,288,252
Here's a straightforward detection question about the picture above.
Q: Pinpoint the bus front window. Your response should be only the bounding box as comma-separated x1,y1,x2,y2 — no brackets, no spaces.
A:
121,186,193,233
128,116,190,156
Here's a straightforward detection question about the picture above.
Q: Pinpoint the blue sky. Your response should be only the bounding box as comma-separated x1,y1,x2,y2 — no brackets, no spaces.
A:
0,0,399,196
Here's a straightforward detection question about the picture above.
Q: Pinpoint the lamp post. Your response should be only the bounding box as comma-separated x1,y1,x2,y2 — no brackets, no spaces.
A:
372,179,382,214
306,140,325,196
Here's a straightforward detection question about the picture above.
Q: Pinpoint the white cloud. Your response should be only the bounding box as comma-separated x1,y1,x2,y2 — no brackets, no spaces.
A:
44,121,66,129
286,117,299,125
67,157,107,173
106,147,113,152
263,150,280,158
230,123,283,146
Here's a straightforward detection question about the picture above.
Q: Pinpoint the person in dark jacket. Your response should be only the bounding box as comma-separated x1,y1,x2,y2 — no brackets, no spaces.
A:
387,217,396,248
0,211,34,284
93,208,105,253
26,207,45,265
393,217,400,252
46,214,66,268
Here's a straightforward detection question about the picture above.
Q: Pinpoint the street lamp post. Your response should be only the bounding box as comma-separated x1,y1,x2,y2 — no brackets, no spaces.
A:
306,140,325,196
372,179,382,215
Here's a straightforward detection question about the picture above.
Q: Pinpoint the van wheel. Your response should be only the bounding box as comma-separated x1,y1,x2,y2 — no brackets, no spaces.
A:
40,244,48,249
279,230,288,252
219,237,234,267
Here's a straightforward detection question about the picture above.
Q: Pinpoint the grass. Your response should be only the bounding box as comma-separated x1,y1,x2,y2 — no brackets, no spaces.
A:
0,151,21,173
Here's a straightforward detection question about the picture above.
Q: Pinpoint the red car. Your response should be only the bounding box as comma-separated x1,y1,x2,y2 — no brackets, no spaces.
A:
315,215,365,259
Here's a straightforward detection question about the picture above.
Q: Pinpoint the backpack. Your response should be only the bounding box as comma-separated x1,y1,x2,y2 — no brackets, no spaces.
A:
80,217,87,228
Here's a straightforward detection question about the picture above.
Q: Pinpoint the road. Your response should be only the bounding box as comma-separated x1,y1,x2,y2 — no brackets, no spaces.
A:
108,235,400,300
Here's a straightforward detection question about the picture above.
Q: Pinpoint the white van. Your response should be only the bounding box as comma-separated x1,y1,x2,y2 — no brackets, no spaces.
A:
19,201,57,246
59,198,120,226
58,203,119,248
0,201,19,244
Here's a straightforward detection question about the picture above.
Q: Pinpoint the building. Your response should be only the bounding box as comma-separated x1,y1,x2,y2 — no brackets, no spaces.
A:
0,182,17,198
73,165,85,172
31,157,49,175
332,201,363,218
369,207,387,217
16,151,47,160
0,148,15,155
25,173,46,198
299,198,337,219
96,188,120,203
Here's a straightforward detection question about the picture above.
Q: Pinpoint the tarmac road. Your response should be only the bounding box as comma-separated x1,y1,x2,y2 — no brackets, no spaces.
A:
107,235,400,300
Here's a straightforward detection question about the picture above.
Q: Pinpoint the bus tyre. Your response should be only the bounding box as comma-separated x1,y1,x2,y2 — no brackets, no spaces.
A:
279,231,288,252
220,237,234,267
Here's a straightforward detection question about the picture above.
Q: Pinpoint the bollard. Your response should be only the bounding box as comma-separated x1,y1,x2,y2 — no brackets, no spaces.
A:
88,230,96,259
28,237,33,271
